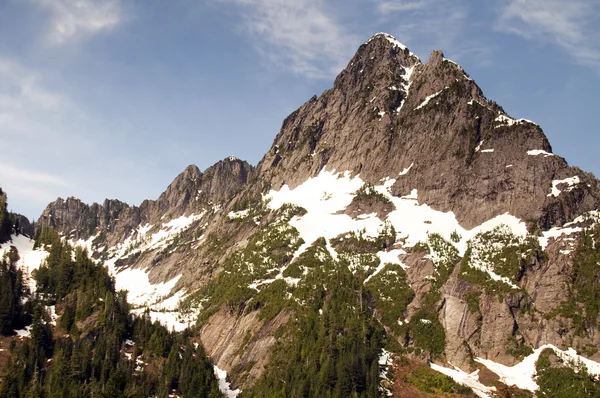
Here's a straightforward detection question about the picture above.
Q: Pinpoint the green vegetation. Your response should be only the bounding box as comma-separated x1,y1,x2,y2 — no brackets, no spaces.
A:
0,228,223,398
459,226,544,296
0,247,27,335
0,189,12,243
401,366,473,395
245,259,385,398
365,263,414,334
183,204,304,322
552,222,600,334
466,291,481,313
354,184,391,206
405,309,446,358
426,233,459,288
535,348,600,397
331,222,396,255
504,335,533,360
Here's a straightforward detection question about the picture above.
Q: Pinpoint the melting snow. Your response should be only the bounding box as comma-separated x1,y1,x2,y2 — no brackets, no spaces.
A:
396,65,416,113
15,326,32,338
266,168,527,262
468,99,493,112
430,363,496,398
443,58,473,81
475,141,484,152
415,89,446,110
527,149,554,157
228,209,250,220
537,211,599,249
475,344,600,392
364,249,407,283
398,163,414,176
104,212,204,270
0,235,49,291
547,176,580,197
115,269,182,308
366,33,417,57
378,349,394,397
214,365,240,398
495,115,538,128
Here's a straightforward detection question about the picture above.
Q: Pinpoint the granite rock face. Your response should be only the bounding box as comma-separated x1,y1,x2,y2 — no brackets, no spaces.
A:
34,33,600,389
256,34,599,229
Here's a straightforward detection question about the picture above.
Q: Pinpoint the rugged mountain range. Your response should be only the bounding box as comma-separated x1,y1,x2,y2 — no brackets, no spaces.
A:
28,33,600,396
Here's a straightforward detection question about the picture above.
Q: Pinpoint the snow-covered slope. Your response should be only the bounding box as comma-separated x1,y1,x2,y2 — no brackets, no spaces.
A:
0,234,48,290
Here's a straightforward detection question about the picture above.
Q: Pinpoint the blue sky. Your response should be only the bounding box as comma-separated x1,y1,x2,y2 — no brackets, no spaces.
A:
1,0,599,219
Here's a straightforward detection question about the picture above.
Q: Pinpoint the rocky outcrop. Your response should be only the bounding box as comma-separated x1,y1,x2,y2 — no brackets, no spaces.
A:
200,307,291,390
39,157,254,243
12,213,33,237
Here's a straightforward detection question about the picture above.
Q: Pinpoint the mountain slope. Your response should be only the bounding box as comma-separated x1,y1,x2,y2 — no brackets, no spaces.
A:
33,33,600,396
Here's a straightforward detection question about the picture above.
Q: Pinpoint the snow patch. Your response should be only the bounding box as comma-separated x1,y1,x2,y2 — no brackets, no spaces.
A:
475,344,600,392
115,269,182,308
415,88,446,110
366,33,417,58
430,363,496,398
475,140,484,152
0,234,49,291
398,163,414,176
228,209,250,220
214,365,240,398
364,249,407,283
15,326,31,338
495,115,539,128
396,65,416,113
266,168,528,261
378,349,394,397
547,176,580,197
527,149,554,157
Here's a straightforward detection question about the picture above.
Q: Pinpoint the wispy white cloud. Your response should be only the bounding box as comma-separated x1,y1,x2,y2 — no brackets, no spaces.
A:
0,163,72,212
217,0,359,78
0,57,82,215
373,0,491,65
0,164,70,188
0,59,64,112
377,0,428,13
31,0,122,44
496,0,600,68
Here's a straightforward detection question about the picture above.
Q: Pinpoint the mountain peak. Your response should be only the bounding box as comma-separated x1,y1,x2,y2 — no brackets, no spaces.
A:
366,32,411,52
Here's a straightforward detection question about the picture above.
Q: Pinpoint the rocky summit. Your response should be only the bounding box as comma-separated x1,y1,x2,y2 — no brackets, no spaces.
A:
4,33,600,397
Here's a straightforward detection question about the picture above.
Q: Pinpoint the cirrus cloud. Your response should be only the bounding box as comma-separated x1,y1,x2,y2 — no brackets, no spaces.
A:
496,0,600,69
217,0,360,79
30,0,122,45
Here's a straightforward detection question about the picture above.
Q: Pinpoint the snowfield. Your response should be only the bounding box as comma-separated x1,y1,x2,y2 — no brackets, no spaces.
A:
430,343,600,395
0,234,48,290
429,363,496,398
266,168,527,260
476,344,600,391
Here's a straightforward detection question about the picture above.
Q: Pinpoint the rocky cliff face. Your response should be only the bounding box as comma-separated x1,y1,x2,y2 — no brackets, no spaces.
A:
257,34,599,230
34,33,600,395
